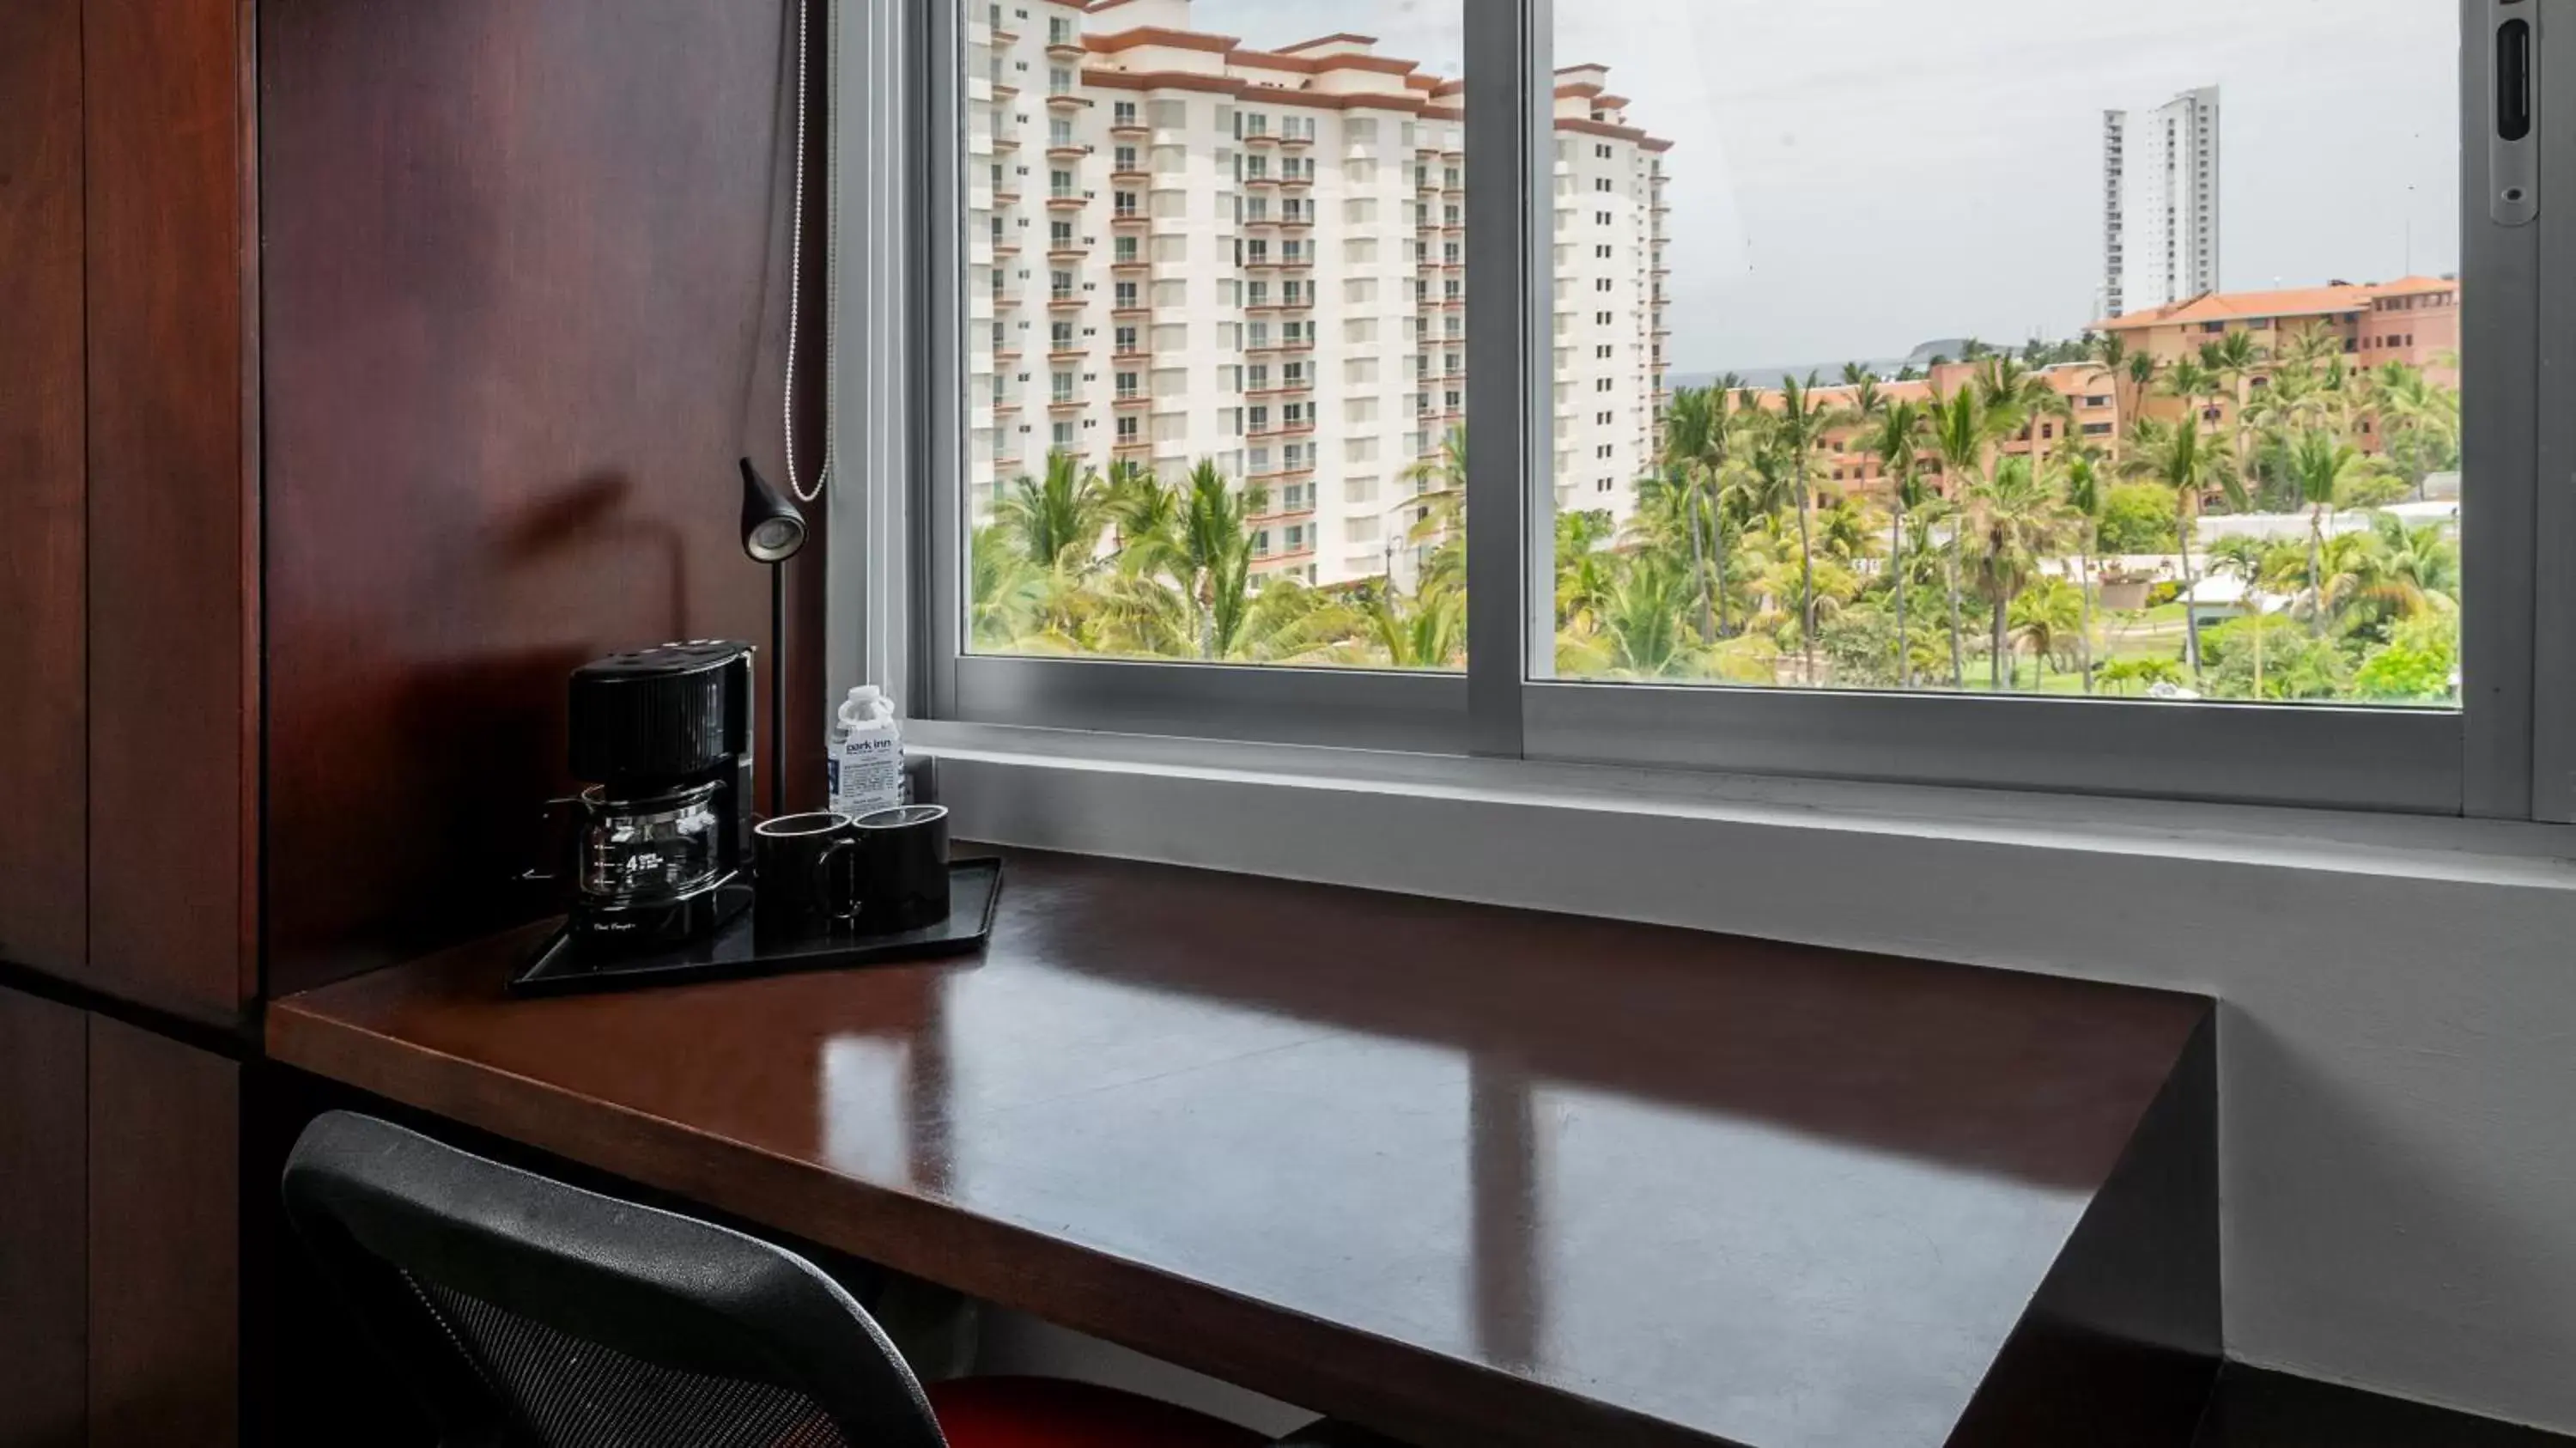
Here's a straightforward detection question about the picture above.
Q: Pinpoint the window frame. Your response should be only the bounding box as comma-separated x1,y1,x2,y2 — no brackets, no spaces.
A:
862,0,2560,819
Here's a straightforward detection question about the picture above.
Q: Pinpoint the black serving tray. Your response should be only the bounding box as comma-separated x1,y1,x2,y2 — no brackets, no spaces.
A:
508,857,1003,998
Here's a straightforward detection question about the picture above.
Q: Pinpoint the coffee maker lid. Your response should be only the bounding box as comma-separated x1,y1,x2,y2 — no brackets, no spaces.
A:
568,641,752,787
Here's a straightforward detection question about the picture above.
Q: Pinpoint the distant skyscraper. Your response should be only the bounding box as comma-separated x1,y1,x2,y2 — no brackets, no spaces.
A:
2102,86,2221,318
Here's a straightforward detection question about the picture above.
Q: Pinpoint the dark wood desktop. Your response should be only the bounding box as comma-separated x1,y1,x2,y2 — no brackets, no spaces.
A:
270,846,2218,1448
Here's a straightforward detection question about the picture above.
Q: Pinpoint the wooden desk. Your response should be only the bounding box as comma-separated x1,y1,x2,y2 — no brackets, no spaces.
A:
267,848,2217,1448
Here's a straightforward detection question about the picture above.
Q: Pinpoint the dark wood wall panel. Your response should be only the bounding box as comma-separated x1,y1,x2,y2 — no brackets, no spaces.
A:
0,987,88,1448
261,0,814,994
87,1016,240,1448
83,0,257,1021
0,0,88,975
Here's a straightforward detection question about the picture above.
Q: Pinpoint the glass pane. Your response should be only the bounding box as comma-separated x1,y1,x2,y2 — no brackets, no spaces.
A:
1550,1,2462,708
961,0,1466,670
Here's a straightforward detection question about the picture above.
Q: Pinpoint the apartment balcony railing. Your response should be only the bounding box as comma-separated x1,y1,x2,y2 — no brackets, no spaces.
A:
1277,253,1312,271
1109,164,1148,183
1044,36,1084,60
1242,129,1278,147
1109,114,1150,138
991,345,1022,363
991,236,1021,256
1109,252,1150,272
1048,344,1085,362
1048,397,1084,414
1110,301,1150,319
992,188,1022,206
990,80,1020,100
1279,173,1312,191
1242,173,1279,190
1046,240,1087,259
1112,344,1151,361
991,128,1021,152
1240,254,1279,271
1278,212,1314,231
1047,141,1086,160
992,289,1024,309
1046,88,1084,111
1113,392,1150,409
1045,192,1085,210
1048,292,1084,312
1112,438,1153,458
1111,209,1149,228
1279,130,1312,149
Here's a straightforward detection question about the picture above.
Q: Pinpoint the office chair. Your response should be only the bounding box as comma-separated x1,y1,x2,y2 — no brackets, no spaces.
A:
282,1111,1364,1448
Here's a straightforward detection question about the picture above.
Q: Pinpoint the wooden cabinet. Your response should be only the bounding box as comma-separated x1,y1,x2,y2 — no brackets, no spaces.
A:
0,0,255,1024
0,987,240,1448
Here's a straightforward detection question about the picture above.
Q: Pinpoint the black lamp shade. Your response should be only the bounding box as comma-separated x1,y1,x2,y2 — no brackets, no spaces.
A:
739,458,808,563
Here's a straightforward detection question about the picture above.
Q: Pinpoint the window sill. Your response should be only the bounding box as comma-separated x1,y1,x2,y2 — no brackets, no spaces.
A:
913,719,2576,983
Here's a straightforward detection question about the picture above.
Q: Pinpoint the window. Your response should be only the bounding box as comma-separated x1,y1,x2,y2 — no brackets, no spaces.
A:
903,0,2537,810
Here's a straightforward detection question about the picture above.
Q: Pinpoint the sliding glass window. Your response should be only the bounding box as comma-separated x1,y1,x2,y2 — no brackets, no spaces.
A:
898,0,2561,814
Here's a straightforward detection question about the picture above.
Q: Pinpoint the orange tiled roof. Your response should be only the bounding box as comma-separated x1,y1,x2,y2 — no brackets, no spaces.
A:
2098,276,2456,332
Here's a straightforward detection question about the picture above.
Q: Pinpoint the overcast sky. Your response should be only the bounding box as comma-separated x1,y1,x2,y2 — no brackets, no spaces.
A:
1192,0,2461,373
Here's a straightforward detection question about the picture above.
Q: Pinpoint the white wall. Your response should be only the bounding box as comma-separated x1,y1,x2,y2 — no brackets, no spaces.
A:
927,733,2576,1435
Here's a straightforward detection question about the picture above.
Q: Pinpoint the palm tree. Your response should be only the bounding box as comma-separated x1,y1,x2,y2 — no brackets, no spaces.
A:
1977,356,2075,475
1400,423,1468,594
2207,533,2272,695
1360,581,1467,670
2202,331,2268,500
2160,356,2222,440
2059,447,2107,692
2125,418,2245,682
1112,460,1266,660
969,524,1050,649
2008,577,2085,690
1859,399,1929,684
996,451,1113,570
1769,374,1837,680
1926,386,1997,686
2282,430,2375,636
1966,456,2065,691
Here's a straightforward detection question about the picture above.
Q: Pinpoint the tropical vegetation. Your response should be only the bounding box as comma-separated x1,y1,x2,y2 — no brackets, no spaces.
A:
972,336,2462,707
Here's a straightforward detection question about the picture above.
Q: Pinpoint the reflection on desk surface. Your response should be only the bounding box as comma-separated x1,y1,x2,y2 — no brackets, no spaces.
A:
271,846,2210,1448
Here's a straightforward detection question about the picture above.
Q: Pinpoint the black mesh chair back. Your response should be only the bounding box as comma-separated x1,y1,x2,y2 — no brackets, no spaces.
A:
281,1110,951,1448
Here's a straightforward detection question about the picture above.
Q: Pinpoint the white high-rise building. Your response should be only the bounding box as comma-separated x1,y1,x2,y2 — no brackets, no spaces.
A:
967,0,1671,587
2101,85,2221,318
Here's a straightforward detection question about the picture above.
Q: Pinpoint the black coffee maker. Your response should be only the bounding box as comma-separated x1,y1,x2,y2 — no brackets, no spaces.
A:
560,640,757,950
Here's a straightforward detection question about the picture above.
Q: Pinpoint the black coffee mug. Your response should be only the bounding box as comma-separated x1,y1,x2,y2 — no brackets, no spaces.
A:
853,804,951,934
753,812,863,936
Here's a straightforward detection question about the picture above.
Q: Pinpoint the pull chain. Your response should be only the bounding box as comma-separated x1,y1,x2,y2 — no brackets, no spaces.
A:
784,0,835,504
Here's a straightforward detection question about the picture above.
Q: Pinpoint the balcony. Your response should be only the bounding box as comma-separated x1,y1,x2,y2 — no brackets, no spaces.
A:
1279,172,1312,191
1110,301,1149,319
1048,345,1085,362
1047,142,1087,161
1048,397,1084,415
992,129,1022,152
1242,173,1279,190
1242,130,1279,148
1045,192,1086,210
1113,392,1150,409
1048,290,1084,312
1278,212,1314,232
1109,114,1150,138
1044,34,1084,61
1112,438,1154,459
1112,344,1151,362
991,236,1021,256
1045,89,1084,112
1109,164,1149,184
1109,252,1151,272
1279,130,1312,150
1110,208,1150,230
1240,253,1279,271
992,289,1024,310
1046,241,1087,259
990,80,1020,100
992,188,1022,206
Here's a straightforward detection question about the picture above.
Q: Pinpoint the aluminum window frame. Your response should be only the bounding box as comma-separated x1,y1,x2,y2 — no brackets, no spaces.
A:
850,0,2561,819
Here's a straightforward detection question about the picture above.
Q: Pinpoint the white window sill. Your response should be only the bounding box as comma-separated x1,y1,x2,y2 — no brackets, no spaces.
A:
913,720,2576,903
